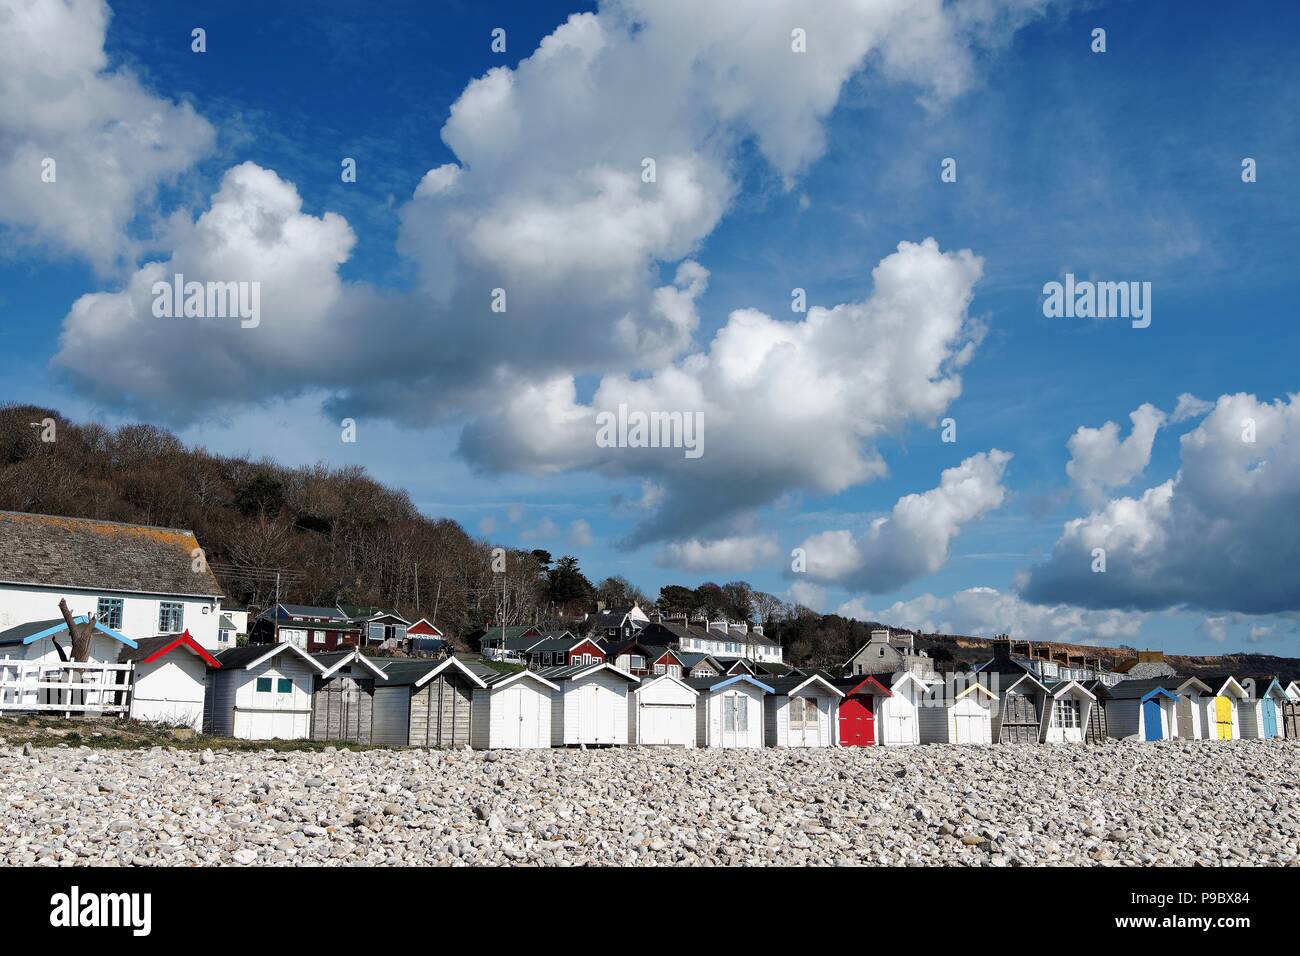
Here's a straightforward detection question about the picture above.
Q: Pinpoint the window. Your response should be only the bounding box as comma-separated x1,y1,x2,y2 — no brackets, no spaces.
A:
654,663,665,675
313,630,325,645
277,678,293,694
723,693,748,732
1054,698,1081,729
97,598,124,630
159,602,184,633
256,677,272,693
219,629,232,645
668,664,682,678
790,696,817,728
630,655,645,670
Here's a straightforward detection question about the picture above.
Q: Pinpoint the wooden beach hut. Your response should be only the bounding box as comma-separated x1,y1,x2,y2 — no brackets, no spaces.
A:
310,648,388,744
371,657,487,747
537,662,639,747
629,673,698,746
469,667,557,750
764,673,843,748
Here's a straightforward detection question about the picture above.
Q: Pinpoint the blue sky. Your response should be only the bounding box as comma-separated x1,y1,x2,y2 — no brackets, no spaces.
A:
2,0,1298,654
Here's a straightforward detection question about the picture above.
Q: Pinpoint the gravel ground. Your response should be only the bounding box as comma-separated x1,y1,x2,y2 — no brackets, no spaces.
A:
2,737,1298,866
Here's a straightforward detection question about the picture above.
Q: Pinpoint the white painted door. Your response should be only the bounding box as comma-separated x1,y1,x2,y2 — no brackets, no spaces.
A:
641,704,692,745
720,692,749,747
953,701,990,744
788,696,821,746
577,682,597,742
597,683,621,743
500,685,523,748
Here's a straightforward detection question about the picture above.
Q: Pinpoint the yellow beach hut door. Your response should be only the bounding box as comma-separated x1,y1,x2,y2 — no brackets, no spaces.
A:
1214,696,1233,740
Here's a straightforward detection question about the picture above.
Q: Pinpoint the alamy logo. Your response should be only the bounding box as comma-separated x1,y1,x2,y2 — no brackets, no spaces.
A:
595,403,704,459
1042,272,1151,328
152,272,261,328
49,886,151,937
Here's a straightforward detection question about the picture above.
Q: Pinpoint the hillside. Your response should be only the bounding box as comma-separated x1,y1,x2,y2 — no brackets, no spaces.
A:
0,404,549,642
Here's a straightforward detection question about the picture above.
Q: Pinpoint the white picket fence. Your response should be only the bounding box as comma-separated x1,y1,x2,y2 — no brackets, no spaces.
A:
0,657,134,716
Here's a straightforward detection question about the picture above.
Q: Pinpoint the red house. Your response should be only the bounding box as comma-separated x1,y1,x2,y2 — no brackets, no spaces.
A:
834,674,893,746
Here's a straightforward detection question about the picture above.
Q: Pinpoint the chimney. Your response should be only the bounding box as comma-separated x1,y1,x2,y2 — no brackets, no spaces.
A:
752,624,763,636
992,638,1012,660
869,629,890,644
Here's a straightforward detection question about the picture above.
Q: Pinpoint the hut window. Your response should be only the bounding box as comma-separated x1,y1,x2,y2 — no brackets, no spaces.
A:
1054,698,1081,728
277,678,293,694
256,677,272,693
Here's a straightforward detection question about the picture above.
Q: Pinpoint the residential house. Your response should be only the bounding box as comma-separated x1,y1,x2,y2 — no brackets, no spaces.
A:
843,629,935,679
629,673,698,746
118,631,218,730
675,652,724,679
371,657,487,747
406,617,448,654
641,616,783,665
311,649,389,744
587,603,650,641
476,625,543,662
250,604,361,651
0,511,227,650
204,643,326,740
468,665,557,750
339,605,411,648
764,674,844,748
537,661,640,746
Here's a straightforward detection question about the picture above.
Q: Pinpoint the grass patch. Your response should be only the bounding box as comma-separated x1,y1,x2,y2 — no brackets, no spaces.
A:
0,715,384,753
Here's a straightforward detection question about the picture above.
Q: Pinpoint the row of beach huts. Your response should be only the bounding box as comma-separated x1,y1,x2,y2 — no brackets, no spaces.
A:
6,624,1295,751
0,510,1295,750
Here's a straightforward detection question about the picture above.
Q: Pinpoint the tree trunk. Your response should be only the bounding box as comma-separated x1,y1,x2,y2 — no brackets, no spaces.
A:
57,599,95,662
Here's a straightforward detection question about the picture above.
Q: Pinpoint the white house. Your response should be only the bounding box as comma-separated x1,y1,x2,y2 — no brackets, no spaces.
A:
629,673,698,747
470,668,557,750
764,674,844,747
537,661,639,747
204,643,325,739
688,674,772,748
0,511,227,650
919,678,997,745
119,631,218,730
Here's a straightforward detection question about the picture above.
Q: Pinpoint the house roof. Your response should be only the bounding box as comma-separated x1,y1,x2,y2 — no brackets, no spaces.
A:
1196,674,1248,698
214,643,326,673
0,511,224,599
675,652,722,670
1048,679,1097,701
116,631,218,666
406,618,443,636
685,674,775,694
313,649,389,679
218,614,236,630
0,615,137,649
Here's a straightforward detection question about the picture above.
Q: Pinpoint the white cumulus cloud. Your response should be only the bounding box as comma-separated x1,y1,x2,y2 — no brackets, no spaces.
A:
796,450,1012,592
1023,392,1300,615
0,0,214,272
1066,403,1167,506
657,533,780,573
